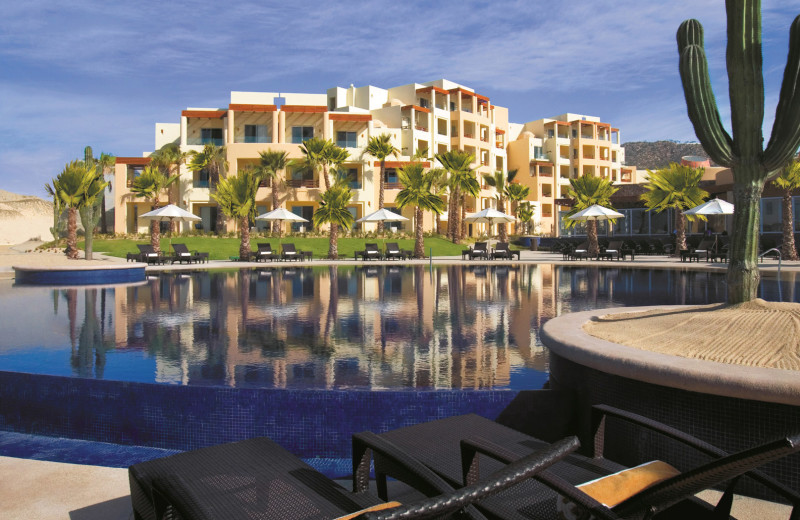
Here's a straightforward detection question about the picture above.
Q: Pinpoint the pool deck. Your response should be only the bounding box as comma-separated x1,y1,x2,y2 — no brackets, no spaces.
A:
1,244,798,518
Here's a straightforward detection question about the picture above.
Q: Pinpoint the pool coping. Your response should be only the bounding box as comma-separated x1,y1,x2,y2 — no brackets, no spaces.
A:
541,306,800,406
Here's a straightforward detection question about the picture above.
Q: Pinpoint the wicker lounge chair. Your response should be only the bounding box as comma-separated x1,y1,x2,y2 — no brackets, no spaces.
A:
370,404,800,520
468,242,489,260
129,433,578,520
602,240,624,261
253,242,275,262
355,243,382,261
568,241,589,260
171,243,201,264
281,243,302,261
136,244,166,265
384,242,404,260
491,242,519,260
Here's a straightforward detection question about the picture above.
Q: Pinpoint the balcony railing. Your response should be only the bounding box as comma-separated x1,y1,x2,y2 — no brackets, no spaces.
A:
496,142,504,148
554,198,573,206
480,137,489,142
258,179,272,188
464,133,474,139
193,180,210,188
385,182,403,189
349,181,362,190
286,179,319,188
415,125,429,132
538,172,553,177
187,138,224,146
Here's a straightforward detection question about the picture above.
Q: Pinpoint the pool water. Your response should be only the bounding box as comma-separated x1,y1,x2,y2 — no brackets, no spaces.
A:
0,264,793,390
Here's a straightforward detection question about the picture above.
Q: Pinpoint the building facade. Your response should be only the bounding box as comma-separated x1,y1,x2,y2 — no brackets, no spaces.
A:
112,80,632,238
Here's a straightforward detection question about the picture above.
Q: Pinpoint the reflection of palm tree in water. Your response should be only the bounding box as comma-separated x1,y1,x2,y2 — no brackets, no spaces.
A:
68,288,111,379
324,266,338,343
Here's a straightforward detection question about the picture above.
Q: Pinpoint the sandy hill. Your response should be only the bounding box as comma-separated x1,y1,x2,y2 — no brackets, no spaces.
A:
0,190,54,245
623,141,714,170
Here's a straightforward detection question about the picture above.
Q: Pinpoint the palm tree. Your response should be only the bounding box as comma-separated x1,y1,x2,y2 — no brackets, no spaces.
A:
427,167,449,235
482,169,518,243
299,137,335,190
151,143,189,233
313,181,354,259
518,202,535,234
396,162,446,258
771,157,800,261
188,143,227,234
45,160,107,259
564,174,619,256
130,165,179,252
641,163,708,253
257,150,290,235
436,150,478,243
506,181,530,234
212,168,260,261
364,134,400,233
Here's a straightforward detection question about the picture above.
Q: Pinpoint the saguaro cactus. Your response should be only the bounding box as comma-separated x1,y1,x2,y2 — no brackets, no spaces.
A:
678,0,800,304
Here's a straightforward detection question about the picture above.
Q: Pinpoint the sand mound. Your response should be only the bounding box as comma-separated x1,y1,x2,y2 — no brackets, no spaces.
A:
0,191,55,245
584,299,800,370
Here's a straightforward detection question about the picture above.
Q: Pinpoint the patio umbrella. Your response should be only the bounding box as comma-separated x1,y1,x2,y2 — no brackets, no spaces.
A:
139,204,202,250
255,208,309,247
357,208,409,251
683,198,735,216
568,204,624,255
464,208,516,239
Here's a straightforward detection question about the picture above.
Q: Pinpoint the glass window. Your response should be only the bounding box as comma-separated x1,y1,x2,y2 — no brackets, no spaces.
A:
244,125,269,143
291,126,314,144
630,208,648,235
384,168,399,185
291,206,313,232
419,98,429,109
348,207,359,230
194,168,210,188
345,168,361,190
547,129,555,138
650,210,669,235
616,209,631,235
336,131,357,148
201,128,223,146
761,198,782,232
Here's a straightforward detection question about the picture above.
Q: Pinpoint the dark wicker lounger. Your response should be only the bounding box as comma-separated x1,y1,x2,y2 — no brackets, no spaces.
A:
130,433,579,520
370,405,800,520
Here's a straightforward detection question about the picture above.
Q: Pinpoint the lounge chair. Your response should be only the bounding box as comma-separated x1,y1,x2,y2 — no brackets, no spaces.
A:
281,243,302,261
602,240,624,261
492,242,520,260
253,242,275,262
568,241,589,260
369,404,800,520
136,244,166,265
468,242,488,260
384,242,404,260
171,243,201,264
355,243,382,261
129,432,578,520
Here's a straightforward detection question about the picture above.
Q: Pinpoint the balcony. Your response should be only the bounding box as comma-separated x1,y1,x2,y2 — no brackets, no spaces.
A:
385,182,403,189
554,198,573,206
415,125,429,132
480,136,489,143
286,179,319,188
496,141,504,148
538,172,553,178
464,133,474,139
187,137,224,146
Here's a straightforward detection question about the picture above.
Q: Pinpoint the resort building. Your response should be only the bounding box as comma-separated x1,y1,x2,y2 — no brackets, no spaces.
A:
111,79,636,239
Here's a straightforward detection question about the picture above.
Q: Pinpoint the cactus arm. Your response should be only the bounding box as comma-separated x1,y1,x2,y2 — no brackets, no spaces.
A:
764,15,800,171
726,0,765,165
679,44,735,166
677,19,704,53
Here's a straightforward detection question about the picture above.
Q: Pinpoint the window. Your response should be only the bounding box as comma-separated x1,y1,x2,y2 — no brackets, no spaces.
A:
344,168,361,189
244,125,268,143
194,168,210,188
291,126,314,144
534,146,544,159
547,129,555,138
761,198,782,232
201,128,223,146
384,168,399,185
572,129,577,138
336,131,357,148
450,101,456,111
419,98,430,109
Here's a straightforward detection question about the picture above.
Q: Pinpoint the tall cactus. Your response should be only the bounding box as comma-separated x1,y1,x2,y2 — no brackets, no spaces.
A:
678,1,800,304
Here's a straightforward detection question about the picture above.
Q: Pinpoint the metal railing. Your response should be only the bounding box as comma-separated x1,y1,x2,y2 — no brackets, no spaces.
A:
759,247,783,300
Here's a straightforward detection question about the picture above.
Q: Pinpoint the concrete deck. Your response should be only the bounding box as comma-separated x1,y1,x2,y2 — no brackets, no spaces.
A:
1,245,797,518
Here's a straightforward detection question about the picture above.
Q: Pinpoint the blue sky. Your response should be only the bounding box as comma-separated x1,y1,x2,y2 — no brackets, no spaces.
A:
1,0,798,198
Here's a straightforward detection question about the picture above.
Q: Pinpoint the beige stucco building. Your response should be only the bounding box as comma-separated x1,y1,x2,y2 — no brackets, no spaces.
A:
112,81,632,238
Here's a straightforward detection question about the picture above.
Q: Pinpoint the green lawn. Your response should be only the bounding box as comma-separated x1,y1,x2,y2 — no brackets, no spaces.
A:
89,236,469,260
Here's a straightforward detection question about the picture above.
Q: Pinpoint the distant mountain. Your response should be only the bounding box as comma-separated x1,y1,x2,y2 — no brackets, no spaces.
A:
622,141,715,170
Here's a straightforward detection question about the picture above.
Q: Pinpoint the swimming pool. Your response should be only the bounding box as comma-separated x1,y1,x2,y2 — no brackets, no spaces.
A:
0,264,794,468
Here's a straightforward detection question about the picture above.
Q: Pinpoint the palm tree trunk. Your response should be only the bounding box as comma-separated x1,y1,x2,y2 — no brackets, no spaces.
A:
101,186,109,235
498,198,508,243
448,188,460,243
271,180,280,235
782,190,799,260
66,207,78,259
675,210,687,253
587,220,599,256
151,220,161,253
322,164,331,191
240,216,251,260
378,160,386,233
459,194,467,240
212,166,224,235
727,180,763,304
328,223,338,259
414,207,424,258
168,176,177,234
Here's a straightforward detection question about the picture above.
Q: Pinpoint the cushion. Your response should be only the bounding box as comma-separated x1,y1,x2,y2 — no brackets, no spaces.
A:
180,252,191,257
556,460,679,519
334,501,402,520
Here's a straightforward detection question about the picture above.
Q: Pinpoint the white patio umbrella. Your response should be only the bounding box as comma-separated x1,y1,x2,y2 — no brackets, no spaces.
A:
139,204,202,253
567,204,624,221
256,208,309,233
683,198,735,216
357,208,409,251
465,208,516,239
255,208,309,248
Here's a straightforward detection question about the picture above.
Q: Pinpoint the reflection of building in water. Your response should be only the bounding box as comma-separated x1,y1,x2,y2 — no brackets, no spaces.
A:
111,265,563,389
